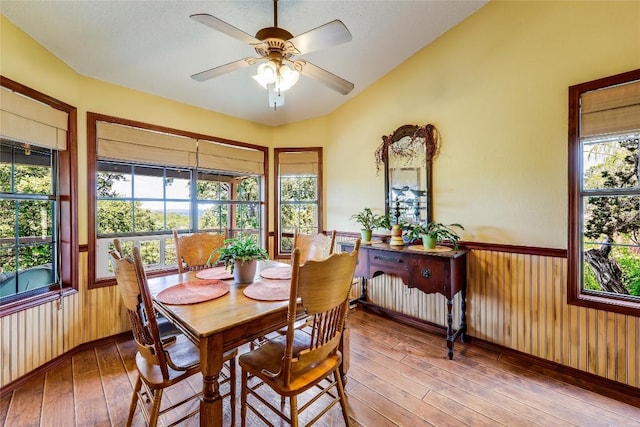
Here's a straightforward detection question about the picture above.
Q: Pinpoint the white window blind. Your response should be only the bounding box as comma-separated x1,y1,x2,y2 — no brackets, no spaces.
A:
581,80,640,138
278,151,319,175
97,121,197,168
0,86,68,150
197,139,264,174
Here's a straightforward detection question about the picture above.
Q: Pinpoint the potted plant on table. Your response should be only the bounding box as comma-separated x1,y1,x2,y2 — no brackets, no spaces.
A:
350,207,387,242
212,235,268,284
407,221,464,250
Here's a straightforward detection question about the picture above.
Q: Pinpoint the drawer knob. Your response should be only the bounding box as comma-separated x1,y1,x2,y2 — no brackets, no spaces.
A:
421,268,431,279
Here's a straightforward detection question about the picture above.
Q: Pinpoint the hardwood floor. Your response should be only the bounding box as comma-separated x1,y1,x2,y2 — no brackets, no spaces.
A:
1,307,639,426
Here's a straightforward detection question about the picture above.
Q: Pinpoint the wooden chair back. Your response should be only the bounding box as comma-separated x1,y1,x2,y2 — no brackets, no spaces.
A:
280,239,360,385
293,230,336,264
173,230,226,273
110,245,178,381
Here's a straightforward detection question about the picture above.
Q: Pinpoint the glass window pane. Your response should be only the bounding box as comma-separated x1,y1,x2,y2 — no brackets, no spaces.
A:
97,162,132,198
0,200,16,241
237,176,259,201
583,195,640,243
280,177,297,201
583,135,639,191
298,177,317,201
98,200,133,234
133,166,164,198
165,168,191,200
0,247,16,273
198,204,228,230
134,202,163,232
166,201,190,230
17,200,53,239
14,145,52,195
139,239,160,266
0,144,11,192
582,194,640,298
236,203,259,230
164,237,177,266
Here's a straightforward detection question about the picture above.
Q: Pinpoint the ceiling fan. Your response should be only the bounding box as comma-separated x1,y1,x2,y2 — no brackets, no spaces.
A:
190,0,354,107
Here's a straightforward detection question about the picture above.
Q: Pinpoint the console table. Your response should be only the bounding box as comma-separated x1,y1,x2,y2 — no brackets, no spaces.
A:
340,241,468,359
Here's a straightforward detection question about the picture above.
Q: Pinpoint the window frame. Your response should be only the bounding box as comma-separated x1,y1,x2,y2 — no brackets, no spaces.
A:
568,68,640,316
87,112,268,288
273,147,324,259
0,76,78,317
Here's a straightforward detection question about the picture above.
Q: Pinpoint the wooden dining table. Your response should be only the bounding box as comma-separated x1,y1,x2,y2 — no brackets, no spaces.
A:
146,259,344,427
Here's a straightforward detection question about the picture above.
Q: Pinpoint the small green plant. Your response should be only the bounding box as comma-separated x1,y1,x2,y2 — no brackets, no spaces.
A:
350,208,387,231
407,221,464,249
211,235,268,273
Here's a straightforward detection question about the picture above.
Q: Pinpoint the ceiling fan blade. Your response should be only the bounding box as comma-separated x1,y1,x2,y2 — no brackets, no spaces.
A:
297,61,354,95
287,20,352,55
190,13,261,45
191,58,257,82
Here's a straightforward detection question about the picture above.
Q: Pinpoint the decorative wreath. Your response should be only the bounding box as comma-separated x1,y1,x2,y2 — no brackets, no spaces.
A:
375,124,440,174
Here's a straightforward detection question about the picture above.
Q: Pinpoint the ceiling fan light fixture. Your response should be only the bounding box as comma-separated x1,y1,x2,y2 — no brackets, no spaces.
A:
277,64,299,92
252,61,278,88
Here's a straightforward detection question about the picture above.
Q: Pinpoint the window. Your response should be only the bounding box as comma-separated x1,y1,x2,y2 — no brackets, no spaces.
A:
0,78,77,314
274,148,323,258
89,114,266,286
568,69,640,316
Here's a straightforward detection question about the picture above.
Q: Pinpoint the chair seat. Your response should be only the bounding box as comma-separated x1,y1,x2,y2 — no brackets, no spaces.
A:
137,334,237,389
239,330,342,396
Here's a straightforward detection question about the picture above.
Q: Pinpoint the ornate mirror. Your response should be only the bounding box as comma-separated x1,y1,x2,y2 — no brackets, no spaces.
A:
380,124,438,225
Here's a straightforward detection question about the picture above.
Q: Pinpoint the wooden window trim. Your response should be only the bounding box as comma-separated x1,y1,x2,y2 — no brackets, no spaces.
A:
0,76,78,317
567,68,640,317
87,112,269,289
273,147,324,259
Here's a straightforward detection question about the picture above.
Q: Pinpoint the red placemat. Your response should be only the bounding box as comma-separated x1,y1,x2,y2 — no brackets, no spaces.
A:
156,280,230,305
195,266,233,280
243,279,290,301
260,266,292,280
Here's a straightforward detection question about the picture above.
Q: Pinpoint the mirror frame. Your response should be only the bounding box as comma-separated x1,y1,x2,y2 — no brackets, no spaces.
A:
383,124,433,225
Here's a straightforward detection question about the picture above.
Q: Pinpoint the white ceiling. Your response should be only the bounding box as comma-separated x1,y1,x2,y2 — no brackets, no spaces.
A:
1,1,487,127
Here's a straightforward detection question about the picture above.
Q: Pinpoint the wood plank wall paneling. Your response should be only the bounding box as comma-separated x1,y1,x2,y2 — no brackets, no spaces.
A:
2,238,639,390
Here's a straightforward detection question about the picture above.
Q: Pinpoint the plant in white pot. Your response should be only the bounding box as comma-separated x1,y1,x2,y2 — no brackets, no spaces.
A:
407,221,464,250
212,235,268,284
350,207,386,242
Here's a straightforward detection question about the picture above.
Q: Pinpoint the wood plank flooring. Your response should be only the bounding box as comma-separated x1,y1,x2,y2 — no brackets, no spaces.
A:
1,308,639,426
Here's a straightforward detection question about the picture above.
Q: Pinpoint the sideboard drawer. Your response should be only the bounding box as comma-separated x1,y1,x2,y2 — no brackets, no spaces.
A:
409,256,449,295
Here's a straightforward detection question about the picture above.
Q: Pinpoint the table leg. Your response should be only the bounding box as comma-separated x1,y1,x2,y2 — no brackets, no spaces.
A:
200,335,224,427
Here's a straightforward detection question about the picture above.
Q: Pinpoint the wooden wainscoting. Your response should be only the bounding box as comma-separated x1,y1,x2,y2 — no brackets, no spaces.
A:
335,233,639,389
2,236,638,393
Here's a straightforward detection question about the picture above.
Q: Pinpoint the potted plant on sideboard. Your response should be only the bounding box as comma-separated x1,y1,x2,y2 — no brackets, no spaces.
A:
212,235,268,284
407,221,464,250
350,207,387,242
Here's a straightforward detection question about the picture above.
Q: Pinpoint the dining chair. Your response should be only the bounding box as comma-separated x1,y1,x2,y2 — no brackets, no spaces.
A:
110,245,237,427
239,239,361,427
293,229,336,264
173,229,227,273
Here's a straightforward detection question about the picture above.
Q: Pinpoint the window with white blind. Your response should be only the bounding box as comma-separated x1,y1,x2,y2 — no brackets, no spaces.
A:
89,115,267,286
0,79,77,312
568,69,640,316
274,148,323,258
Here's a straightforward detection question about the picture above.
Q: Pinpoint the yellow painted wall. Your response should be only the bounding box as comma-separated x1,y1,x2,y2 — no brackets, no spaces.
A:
2,1,640,390
324,0,640,249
